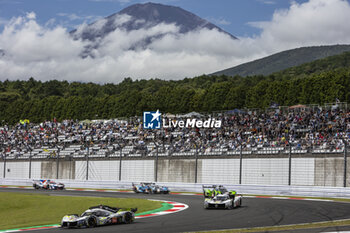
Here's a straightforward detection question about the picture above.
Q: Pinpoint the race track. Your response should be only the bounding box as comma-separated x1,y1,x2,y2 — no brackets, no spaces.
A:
2,188,350,233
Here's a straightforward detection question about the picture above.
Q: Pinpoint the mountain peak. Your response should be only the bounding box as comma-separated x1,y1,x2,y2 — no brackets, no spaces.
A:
73,2,236,41
118,2,235,36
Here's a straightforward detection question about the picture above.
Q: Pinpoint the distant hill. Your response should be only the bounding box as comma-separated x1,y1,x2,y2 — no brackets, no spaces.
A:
274,51,350,78
211,44,350,77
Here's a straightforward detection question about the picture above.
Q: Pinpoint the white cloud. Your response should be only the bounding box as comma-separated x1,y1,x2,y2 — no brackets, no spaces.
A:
1,0,350,83
247,0,350,53
57,13,102,22
26,12,36,20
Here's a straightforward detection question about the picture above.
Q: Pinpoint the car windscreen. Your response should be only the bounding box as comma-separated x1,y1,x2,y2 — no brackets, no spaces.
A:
218,187,228,193
215,196,227,201
81,212,92,217
82,210,110,217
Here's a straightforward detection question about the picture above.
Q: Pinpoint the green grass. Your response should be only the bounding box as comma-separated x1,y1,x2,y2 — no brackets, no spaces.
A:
0,192,162,230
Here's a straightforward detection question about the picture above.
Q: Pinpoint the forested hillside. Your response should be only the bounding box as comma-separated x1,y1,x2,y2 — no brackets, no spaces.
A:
274,51,350,78
212,44,350,77
1,53,350,125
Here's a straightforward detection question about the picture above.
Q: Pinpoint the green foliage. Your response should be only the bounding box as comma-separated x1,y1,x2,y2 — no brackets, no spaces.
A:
1,50,350,125
275,51,350,78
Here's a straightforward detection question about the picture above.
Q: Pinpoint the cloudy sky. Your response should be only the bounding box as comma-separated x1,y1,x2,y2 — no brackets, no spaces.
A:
0,0,350,83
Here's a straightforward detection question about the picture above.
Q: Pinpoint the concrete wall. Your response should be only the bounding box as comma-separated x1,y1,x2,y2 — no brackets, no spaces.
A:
41,160,75,179
157,159,197,183
4,161,29,179
31,161,42,179
121,160,154,182
315,157,344,186
0,161,3,178
242,158,289,185
75,161,87,180
291,158,315,186
0,161,42,179
2,156,350,187
200,159,240,184
88,160,120,181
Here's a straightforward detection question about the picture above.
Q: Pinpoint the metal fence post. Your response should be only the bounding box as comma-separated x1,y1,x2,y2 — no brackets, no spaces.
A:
288,143,292,186
195,147,198,183
3,154,5,178
56,148,60,179
155,145,158,182
344,141,347,187
239,143,242,184
86,146,89,181
119,145,122,181
29,151,32,179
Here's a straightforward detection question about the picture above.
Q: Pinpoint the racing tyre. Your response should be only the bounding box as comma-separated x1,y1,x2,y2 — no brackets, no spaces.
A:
87,217,97,228
124,212,133,224
239,199,242,207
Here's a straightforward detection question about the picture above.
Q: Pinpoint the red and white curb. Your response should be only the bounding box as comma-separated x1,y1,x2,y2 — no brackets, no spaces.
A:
136,200,188,218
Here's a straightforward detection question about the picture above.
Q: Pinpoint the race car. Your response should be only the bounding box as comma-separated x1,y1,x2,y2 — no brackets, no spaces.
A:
149,183,170,194
204,193,242,209
33,179,65,190
203,185,233,197
203,185,242,209
132,182,170,194
132,182,152,194
61,205,137,228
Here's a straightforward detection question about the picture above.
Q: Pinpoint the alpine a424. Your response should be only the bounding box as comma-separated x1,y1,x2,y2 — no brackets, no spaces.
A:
203,185,242,209
61,205,137,228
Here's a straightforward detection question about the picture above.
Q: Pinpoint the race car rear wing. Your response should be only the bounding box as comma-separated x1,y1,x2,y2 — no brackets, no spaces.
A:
202,185,217,189
132,182,156,186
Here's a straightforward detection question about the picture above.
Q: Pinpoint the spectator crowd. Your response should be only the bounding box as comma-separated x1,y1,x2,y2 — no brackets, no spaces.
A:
1,103,350,159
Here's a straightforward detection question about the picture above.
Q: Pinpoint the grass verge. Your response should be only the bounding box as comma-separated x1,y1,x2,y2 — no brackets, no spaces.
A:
0,192,162,230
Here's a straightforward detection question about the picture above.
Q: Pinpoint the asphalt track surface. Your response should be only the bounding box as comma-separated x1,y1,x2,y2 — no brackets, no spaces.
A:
2,188,350,233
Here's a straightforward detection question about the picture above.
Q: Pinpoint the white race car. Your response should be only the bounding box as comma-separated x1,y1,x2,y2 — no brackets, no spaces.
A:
204,193,242,209
33,179,65,190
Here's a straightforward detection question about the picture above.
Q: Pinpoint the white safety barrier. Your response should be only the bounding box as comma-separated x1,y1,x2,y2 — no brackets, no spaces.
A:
2,178,350,198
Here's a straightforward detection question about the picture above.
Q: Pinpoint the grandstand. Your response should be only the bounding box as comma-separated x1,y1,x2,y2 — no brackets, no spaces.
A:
0,102,349,159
